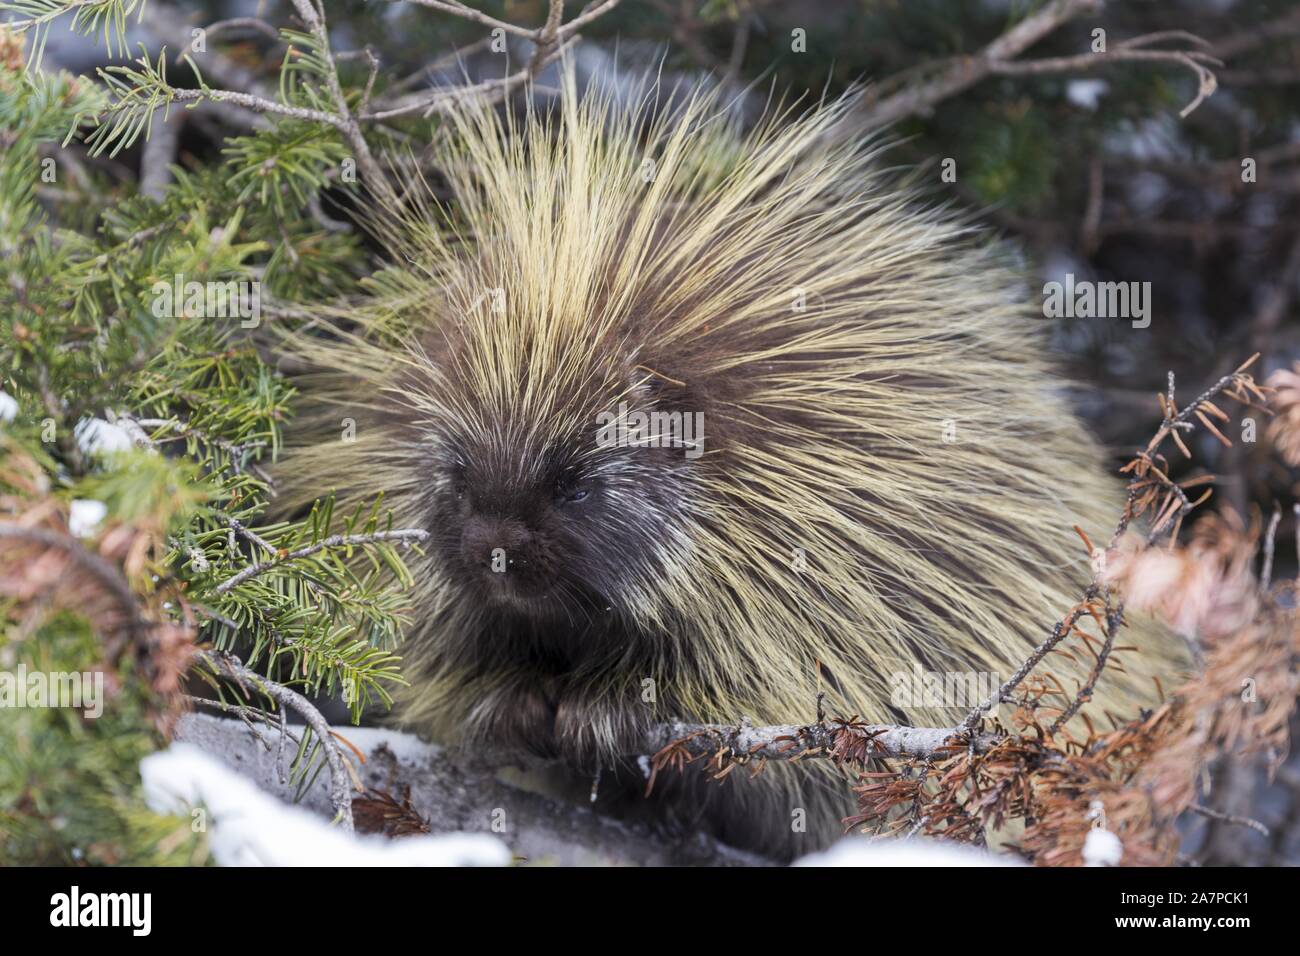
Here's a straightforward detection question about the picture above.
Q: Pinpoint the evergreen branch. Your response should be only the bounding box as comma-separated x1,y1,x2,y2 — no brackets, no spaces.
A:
72,46,340,157
124,416,269,464
0,0,146,70
213,529,430,594
72,42,343,158
197,649,356,831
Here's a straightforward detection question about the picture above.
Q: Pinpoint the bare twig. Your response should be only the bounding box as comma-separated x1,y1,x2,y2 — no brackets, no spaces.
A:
1048,597,1124,735
224,516,278,558
161,86,341,125
363,0,620,120
987,45,1220,119
1261,505,1282,590
860,0,1103,126
859,1,1218,126
1190,802,1270,837
390,0,621,43
958,589,1101,734
362,36,580,121
392,0,538,40
186,693,304,755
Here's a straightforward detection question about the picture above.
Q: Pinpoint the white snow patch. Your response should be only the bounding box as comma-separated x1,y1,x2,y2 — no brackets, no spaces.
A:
1067,79,1108,110
141,742,510,867
333,724,446,764
1083,828,1123,867
795,838,1024,867
68,499,108,538
74,417,134,456
0,391,17,424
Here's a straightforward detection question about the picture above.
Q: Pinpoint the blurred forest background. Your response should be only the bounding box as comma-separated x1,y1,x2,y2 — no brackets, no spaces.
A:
3,0,1300,866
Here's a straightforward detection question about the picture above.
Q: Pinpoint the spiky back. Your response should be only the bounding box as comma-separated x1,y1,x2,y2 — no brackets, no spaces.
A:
280,72,1184,749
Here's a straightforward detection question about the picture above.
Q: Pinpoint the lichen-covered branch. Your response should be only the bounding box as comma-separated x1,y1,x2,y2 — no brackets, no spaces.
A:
645,719,1001,764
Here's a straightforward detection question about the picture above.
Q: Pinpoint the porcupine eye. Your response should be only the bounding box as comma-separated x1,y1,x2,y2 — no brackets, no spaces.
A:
450,463,467,502
555,480,593,506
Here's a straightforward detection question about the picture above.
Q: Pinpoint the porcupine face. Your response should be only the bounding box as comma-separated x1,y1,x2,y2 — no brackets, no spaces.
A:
421,371,696,623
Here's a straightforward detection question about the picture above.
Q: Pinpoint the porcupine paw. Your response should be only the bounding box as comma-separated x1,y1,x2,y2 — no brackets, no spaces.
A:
553,693,649,769
470,680,561,760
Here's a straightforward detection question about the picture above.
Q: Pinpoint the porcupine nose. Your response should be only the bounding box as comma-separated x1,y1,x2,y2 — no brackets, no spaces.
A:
461,514,533,585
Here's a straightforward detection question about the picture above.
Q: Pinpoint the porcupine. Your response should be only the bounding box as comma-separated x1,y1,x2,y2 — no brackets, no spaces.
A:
278,73,1187,861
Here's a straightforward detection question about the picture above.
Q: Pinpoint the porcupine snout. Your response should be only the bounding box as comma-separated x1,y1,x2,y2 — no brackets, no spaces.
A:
460,512,549,600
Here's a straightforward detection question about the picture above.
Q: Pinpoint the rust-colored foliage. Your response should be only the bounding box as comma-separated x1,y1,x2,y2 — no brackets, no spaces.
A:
353,786,432,838
1267,361,1300,468
0,438,196,728
656,357,1299,866
875,357,1298,865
